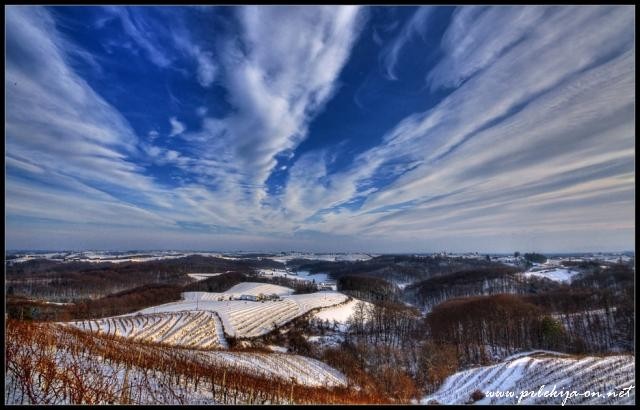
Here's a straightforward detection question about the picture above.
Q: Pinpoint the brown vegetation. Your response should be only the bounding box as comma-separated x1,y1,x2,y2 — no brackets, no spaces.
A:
5,320,389,404
427,294,568,364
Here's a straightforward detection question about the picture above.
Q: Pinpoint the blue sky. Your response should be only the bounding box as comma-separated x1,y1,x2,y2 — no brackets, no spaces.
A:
5,5,635,253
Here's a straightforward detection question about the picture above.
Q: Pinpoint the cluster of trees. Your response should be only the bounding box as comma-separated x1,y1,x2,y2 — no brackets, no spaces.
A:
424,263,635,366
6,284,184,321
426,294,569,365
252,299,436,402
523,290,633,352
257,276,319,294
183,270,320,295
336,276,398,303
315,300,459,400
5,258,68,273
6,296,68,322
527,262,633,352
523,252,547,264
287,255,511,284
346,301,421,349
320,341,422,402
183,272,250,293
416,341,460,391
405,266,536,310
192,272,321,294
70,284,184,320
571,262,634,291
560,259,602,270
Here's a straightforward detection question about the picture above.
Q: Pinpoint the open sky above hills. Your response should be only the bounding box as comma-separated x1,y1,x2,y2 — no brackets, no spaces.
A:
5,6,635,253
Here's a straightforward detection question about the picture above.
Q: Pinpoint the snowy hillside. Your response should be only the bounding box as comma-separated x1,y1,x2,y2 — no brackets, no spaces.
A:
422,351,635,405
287,292,348,313
65,310,228,349
129,284,348,338
195,351,347,387
6,321,356,405
312,298,371,325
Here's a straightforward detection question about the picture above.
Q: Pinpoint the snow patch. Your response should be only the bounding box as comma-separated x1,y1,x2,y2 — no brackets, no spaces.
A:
522,267,579,283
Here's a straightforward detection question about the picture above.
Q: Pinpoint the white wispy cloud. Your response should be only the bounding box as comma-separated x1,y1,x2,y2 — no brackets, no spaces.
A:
169,116,186,136
107,6,173,67
170,22,218,87
5,6,181,228
426,6,546,90
195,49,217,87
380,7,433,80
196,6,365,198
280,6,635,251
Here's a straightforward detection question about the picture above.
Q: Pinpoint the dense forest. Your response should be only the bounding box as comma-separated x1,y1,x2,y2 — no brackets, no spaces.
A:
6,255,284,301
287,255,518,284
336,275,399,303
404,266,534,310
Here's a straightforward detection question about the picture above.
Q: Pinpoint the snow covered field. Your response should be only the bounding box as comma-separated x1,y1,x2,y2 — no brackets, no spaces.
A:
294,270,332,284
129,283,348,338
225,282,295,296
182,283,295,301
195,351,347,387
187,272,227,281
312,298,371,325
422,351,635,405
65,310,228,349
522,267,580,283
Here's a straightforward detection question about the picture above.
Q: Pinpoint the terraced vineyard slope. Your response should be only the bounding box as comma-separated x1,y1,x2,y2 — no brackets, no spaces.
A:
422,351,635,405
134,285,348,338
6,320,378,404
65,310,227,349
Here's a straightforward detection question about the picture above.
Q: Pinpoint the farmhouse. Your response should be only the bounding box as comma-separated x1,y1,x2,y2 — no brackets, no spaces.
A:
239,294,258,301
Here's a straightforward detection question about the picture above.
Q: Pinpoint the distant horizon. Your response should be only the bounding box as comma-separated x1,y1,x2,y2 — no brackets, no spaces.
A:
5,248,635,256
6,6,635,252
